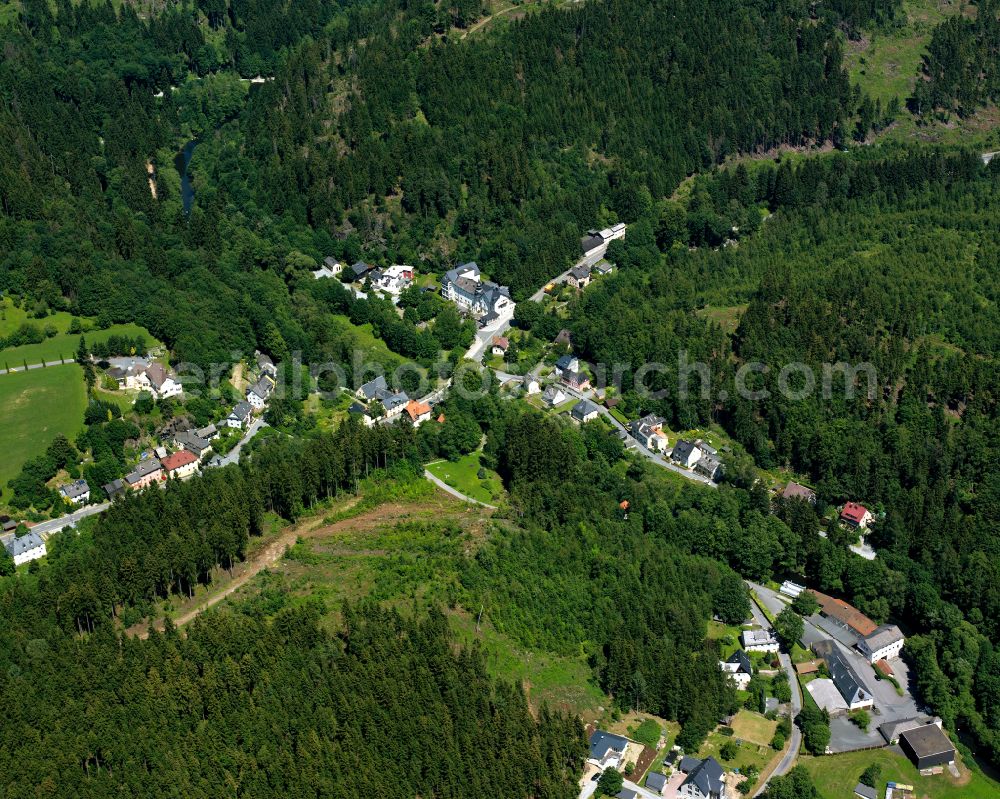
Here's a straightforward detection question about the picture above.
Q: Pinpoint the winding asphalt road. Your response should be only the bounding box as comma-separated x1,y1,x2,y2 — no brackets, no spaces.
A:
746,584,803,797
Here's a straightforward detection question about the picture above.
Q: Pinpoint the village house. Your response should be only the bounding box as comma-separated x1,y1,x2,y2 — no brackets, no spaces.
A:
630,414,669,452
678,756,726,799
161,449,200,481
587,730,629,770
571,399,601,424
350,261,374,280
357,375,388,401
5,532,46,566
226,401,254,430
645,772,668,796
174,431,212,461
58,479,91,505
560,369,591,391
741,629,780,653
491,336,509,357
811,590,878,639
195,423,218,440
102,479,126,500
255,351,278,379
246,374,275,411
840,502,874,529
541,385,568,407
857,624,905,664
405,400,432,426
312,257,343,279
719,650,753,690
671,439,703,469
694,447,723,480
124,458,164,491
522,377,541,395
553,354,580,376
369,264,414,296
441,262,514,320
566,264,592,289
592,259,615,277
125,362,183,399
813,639,874,711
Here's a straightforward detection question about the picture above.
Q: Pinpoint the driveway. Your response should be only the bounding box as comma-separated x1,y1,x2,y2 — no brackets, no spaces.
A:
216,417,267,467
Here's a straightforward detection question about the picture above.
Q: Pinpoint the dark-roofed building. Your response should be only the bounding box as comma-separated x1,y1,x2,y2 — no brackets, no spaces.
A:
853,783,877,799
5,532,46,566
351,261,373,278
645,772,668,794
571,399,600,423
671,439,703,469
227,401,253,429
695,451,723,481
441,262,514,319
356,375,388,401
900,723,956,770
878,716,939,745
720,649,752,690
814,639,873,710
679,755,726,799
581,231,605,256
858,623,905,663
616,789,639,799
174,431,212,460
567,264,592,289
125,458,164,491
587,730,628,769
679,756,702,774
58,479,91,505
103,479,126,500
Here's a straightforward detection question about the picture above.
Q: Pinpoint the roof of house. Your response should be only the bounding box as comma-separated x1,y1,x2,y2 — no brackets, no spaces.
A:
351,261,372,276
541,385,566,404
126,457,163,483
811,590,877,636
679,756,702,773
5,532,45,558
878,716,937,744
863,624,904,651
569,265,591,280
900,724,955,759
195,424,217,439
742,629,778,645
588,730,628,761
853,782,877,799
572,399,600,419
782,481,816,502
561,369,588,386
103,479,126,498
358,375,388,400
581,233,604,253
59,479,90,499
230,401,253,419
492,335,509,350
841,501,870,524
645,772,668,792
144,362,172,390
682,756,725,797
256,352,274,369
821,641,870,705
175,431,211,453
162,450,198,472
671,439,701,463
555,354,578,371
248,377,273,399
616,789,639,799
727,650,752,674
593,259,614,273
405,400,432,422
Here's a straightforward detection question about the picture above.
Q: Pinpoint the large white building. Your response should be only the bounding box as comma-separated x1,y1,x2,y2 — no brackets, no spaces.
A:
857,624,905,663
5,532,46,566
741,629,780,653
441,263,514,321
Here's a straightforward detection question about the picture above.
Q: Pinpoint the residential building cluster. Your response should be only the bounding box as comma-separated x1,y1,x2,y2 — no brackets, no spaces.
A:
441,262,514,324
106,358,183,400
580,222,627,257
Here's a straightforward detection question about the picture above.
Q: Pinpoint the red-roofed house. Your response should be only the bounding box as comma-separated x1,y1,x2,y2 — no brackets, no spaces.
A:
840,502,874,529
161,449,200,481
405,400,432,426
491,336,509,356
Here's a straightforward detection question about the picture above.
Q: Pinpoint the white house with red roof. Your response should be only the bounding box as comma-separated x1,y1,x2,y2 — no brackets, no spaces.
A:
161,449,200,481
840,502,874,529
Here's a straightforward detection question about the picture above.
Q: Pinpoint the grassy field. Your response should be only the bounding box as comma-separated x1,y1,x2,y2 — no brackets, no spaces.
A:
0,323,160,368
426,452,505,505
0,364,87,502
730,710,778,747
801,749,1000,799
698,726,774,778
694,304,747,336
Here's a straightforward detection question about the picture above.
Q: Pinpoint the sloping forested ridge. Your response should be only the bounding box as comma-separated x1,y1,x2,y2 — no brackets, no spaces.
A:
0,402,753,794
564,148,1000,765
1,0,883,371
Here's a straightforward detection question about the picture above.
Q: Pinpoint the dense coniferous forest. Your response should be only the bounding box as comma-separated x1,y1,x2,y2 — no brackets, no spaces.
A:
6,0,1000,791
565,149,1000,764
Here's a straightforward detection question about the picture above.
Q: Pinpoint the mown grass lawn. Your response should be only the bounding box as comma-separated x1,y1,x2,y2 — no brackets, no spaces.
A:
729,710,777,747
426,452,504,504
801,749,1000,799
0,323,160,368
0,364,87,503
